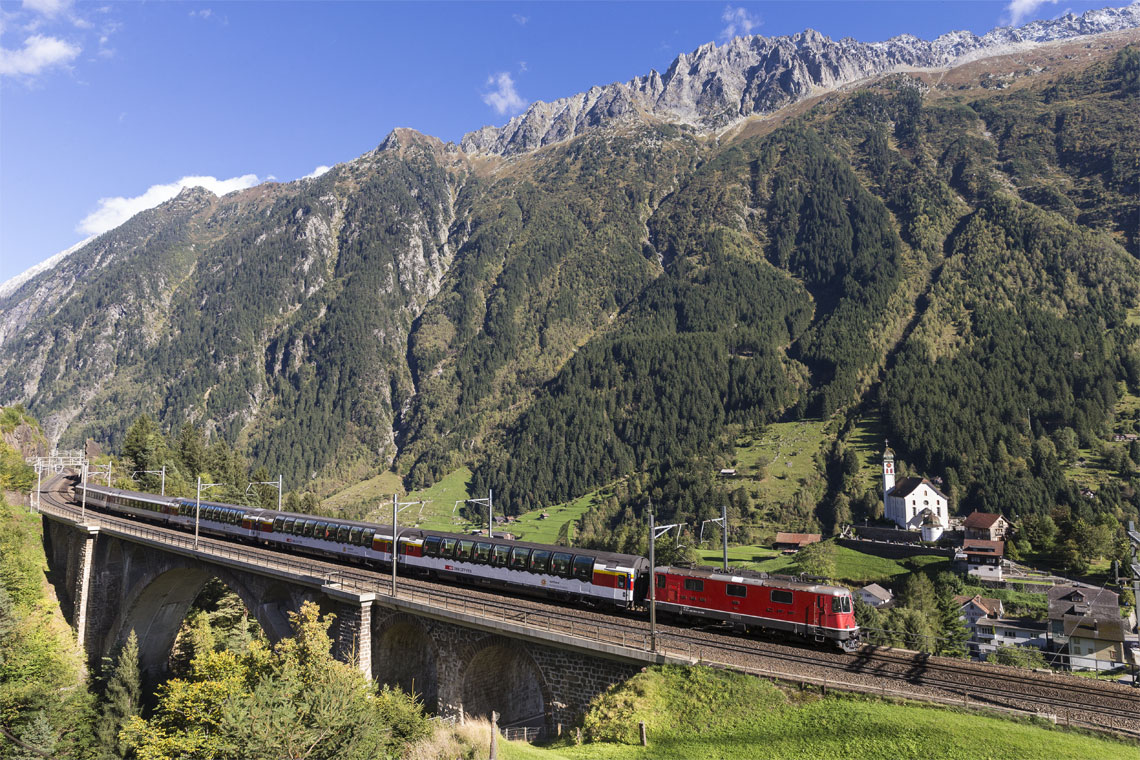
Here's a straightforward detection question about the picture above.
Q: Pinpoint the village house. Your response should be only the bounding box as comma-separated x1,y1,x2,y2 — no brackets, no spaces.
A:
773,532,821,553
858,583,893,608
963,511,1010,541
954,594,1003,628
1047,585,1133,670
957,539,1005,580
973,617,1048,660
882,444,949,539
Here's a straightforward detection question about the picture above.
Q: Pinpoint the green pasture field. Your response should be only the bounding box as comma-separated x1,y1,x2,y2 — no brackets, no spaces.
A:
501,665,1138,760
699,542,949,586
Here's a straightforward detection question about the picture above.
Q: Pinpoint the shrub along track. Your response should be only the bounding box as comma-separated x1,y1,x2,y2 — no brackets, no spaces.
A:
38,475,1140,737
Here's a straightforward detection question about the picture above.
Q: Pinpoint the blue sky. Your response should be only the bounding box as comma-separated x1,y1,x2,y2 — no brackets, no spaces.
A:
0,0,1126,283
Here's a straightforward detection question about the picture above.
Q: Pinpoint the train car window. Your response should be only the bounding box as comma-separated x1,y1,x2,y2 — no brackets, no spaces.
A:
573,555,594,581
298,520,310,537
283,518,295,533
657,574,666,588
294,519,306,535
423,536,441,557
336,525,350,543
551,553,573,578
529,550,551,574
349,527,363,545
473,542,492,564
727,584,747,598
510,547,530,569
273,517,285,531
455,540,474,561
493,544,511,567
313,522,327,538
618,575,628,590
362,528,375,547
683,578,704,592
440,538,457,558
771,589,794,605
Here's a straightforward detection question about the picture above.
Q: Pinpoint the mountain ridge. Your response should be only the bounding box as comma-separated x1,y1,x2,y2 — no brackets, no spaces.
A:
460,4,1140,155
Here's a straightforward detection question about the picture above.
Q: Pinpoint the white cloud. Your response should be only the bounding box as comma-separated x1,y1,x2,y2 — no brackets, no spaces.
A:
188,9,213,20
1006,0,1058,25
0,34,80,76
482,72,527,116
23,0,71,18
512,13,528,25
78,174,261,235
720,5,761,40
302,165,331,180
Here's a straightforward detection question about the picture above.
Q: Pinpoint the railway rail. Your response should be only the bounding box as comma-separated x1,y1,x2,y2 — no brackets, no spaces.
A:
35,475,1140,738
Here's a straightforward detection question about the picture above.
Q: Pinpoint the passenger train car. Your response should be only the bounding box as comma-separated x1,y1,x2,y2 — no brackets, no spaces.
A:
80,483,647,608
79,482,857,648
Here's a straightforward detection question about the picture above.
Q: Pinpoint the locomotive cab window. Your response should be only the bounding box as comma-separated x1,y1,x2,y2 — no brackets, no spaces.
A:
551,553,573,578
529,550,551,574
423,536,441,557
573,555,594,581
656,574,666,589
727,584,747,598
440,538,457,558
473,542,492,564
683,578,704,592
771,589,794,605
493,544,511,567
510,547,530,569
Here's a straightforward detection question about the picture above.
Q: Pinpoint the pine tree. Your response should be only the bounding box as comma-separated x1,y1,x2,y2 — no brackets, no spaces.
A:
935,587,970,658
13,711,56,760
96,630,141,759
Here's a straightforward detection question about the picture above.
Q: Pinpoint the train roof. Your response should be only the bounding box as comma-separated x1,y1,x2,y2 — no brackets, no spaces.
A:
80,483,646,568
658,564,848,594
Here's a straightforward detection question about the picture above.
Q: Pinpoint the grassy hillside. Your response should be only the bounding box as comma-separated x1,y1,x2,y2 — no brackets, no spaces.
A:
502,665,1139,760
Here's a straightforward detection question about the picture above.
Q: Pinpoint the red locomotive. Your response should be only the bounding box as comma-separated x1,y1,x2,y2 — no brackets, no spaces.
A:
653,565,859,650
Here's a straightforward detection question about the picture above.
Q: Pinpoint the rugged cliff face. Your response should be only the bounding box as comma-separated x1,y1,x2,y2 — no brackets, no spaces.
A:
0,12,1136,516
460,5,1140,155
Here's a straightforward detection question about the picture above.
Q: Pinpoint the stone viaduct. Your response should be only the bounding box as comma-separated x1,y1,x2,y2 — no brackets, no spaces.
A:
40,503,675,732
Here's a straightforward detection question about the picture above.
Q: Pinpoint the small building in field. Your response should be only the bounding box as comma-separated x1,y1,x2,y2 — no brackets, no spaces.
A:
963,511,1010,541
957,539,1004,580
773,532,821,553
858,583,894,608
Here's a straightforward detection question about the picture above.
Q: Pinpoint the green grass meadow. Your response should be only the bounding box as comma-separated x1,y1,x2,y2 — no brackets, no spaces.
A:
698,542,949,586
501,665,1139,760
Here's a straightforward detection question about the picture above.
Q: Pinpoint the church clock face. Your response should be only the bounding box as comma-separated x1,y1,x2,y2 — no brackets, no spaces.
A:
884,462,894,474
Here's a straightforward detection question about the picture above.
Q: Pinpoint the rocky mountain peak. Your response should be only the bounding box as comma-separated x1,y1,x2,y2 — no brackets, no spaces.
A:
460,4,1140,156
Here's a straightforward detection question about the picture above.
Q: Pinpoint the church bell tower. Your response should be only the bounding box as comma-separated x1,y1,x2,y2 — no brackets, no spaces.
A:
883,441,896,498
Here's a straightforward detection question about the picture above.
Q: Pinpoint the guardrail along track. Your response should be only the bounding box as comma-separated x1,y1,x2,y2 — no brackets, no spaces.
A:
35,476,1140,737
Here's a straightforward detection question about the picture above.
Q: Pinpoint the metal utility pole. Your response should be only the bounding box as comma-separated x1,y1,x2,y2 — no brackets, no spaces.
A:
460,490,494,537
195,477,221,549
390,494,425,597
700,505,729,571
80,461,88,521
133,466,166,495
648,511,682,653
246,475,282,509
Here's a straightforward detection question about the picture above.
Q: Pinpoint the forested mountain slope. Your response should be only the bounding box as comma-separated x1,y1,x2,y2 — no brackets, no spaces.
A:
0,33,1136,542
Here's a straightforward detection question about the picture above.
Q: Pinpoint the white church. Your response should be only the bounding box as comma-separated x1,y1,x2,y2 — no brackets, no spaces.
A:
883,443,949,541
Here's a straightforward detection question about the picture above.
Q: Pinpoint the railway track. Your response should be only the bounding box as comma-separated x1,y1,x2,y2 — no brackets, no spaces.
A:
35,475,1140,737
